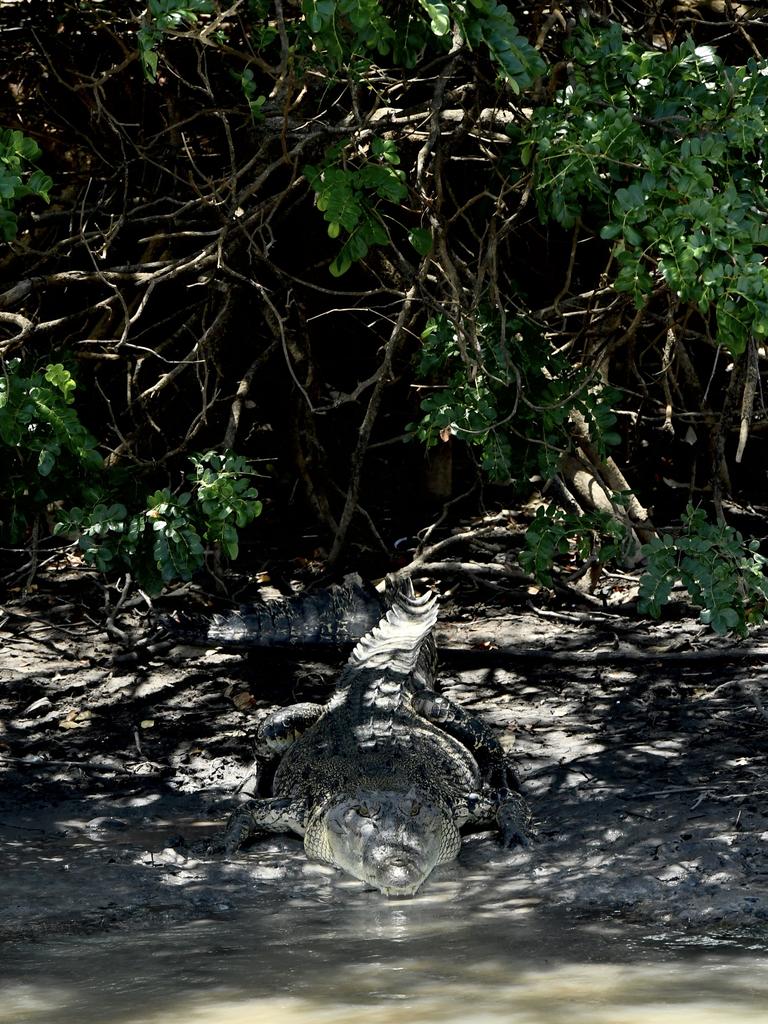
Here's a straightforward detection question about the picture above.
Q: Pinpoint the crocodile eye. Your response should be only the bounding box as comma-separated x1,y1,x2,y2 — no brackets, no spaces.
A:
357,804,370,817
410,801,421,816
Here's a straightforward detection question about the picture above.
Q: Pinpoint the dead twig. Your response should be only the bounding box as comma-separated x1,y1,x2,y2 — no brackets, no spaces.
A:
328,282,421,566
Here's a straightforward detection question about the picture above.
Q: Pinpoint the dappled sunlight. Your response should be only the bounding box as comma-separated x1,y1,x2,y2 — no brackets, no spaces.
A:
2,607,766,948
1,621,767,1024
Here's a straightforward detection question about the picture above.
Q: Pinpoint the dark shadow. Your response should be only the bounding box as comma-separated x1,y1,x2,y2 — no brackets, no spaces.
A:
1,614,767,1024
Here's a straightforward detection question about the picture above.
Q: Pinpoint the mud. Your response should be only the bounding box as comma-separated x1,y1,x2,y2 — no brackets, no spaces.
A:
1,600,767,944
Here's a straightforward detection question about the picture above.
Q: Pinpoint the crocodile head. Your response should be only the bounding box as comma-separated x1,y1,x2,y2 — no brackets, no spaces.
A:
305,787,460,897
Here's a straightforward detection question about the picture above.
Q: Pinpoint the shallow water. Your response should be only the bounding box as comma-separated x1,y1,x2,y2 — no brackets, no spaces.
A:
2,889,767,1024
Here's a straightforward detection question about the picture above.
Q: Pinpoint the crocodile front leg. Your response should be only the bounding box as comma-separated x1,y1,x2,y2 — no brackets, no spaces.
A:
415,692,532,846
224,796,309,855
459,788,532,848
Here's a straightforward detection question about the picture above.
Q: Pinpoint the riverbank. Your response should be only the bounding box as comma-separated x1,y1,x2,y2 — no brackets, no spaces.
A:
2,601,767,941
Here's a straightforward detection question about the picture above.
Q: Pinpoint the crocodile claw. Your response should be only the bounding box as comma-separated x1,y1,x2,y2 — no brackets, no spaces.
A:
497,792,533,848
222,809,259,856
205,837,228,857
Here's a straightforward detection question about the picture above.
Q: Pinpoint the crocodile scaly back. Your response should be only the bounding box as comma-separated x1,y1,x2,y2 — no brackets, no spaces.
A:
345,578,438,682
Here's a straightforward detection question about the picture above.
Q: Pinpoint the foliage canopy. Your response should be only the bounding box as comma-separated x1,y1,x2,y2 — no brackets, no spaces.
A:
2,1,768,631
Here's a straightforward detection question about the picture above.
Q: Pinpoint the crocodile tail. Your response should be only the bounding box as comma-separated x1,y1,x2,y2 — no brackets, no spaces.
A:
346,578,439,678
159,575,385,648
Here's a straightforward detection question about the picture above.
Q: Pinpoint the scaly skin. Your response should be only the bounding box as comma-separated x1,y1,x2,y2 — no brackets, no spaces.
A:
225,583,531,896
163,574,384,648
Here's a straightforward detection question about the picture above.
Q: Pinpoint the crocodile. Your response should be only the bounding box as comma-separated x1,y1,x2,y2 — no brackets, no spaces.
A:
164,574,386,648
223,580,531,897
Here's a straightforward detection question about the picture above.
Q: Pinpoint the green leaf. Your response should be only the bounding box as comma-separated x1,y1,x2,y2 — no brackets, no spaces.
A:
0,208,18,241
27,170,53,202
408,227,433,255
330,251,353,277
0,174,22,199
600,223,622,241
37,449,55,477
418,0,450,36
44,364,76,402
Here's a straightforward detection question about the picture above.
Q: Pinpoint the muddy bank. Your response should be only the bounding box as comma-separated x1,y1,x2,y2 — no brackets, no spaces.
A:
1,604,767,942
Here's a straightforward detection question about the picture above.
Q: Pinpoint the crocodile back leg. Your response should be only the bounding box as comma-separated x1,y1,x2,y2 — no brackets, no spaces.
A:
258,702,325,755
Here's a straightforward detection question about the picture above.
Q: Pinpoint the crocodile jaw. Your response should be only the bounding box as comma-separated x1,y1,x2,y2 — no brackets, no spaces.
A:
305,788,458,897
359,838,433,896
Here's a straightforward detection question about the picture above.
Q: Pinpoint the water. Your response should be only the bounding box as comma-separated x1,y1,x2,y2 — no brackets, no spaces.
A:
2,893,767,1024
